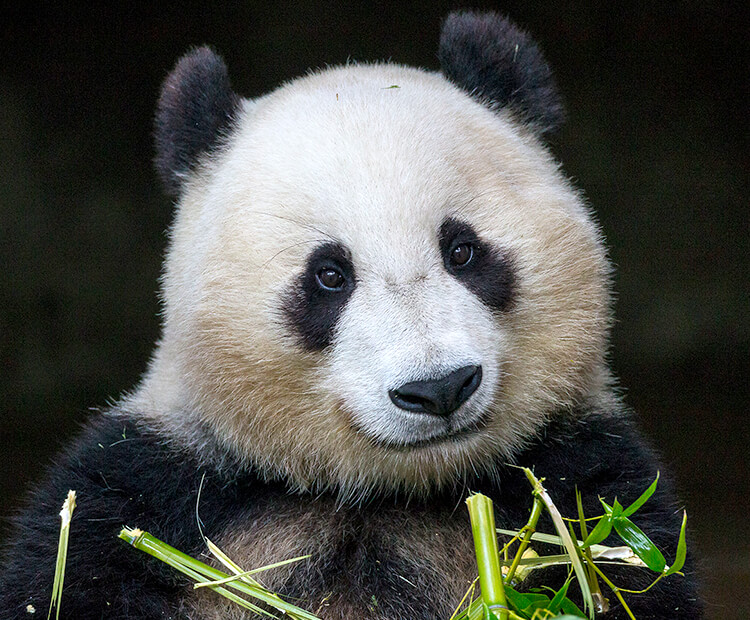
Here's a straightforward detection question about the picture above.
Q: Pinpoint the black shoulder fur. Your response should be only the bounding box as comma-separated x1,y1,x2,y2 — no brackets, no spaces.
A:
439,11,564,135
154,46,240,196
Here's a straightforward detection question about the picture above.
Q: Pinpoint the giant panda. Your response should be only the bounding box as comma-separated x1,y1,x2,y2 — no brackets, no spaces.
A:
0,11,702,620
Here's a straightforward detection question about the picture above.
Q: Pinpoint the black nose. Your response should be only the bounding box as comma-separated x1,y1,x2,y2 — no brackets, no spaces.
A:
389,365,482,416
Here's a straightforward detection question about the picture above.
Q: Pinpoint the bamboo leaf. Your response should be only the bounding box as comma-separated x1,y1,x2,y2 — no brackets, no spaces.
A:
611,498,624,519
558,596,587,617
449,579,479,620
576,488,589,542
503,585,546,617
612,517,666,573
582,515,613,548
621,473,660,518
664,511,688,576
547,577,572,613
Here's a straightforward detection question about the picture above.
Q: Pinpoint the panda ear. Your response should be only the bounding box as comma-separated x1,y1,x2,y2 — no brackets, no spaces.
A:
154,46,241,196
438,11,564,136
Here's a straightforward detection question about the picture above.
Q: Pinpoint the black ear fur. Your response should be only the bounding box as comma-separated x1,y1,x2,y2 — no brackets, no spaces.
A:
154,46,240,196
439,11,564,135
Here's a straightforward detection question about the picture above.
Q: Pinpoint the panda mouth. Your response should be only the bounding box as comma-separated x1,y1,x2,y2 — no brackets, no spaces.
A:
362,411,489,450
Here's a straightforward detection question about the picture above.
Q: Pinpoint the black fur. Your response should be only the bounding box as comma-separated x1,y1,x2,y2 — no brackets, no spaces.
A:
0,415,262,619
439,218,516,313
0,408,702,619
282,242,357,351
154,46,240,196
439,11,564,135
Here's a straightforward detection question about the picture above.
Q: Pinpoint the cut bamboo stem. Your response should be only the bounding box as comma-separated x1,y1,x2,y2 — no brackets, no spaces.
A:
465,493,509,620
48,490,76,620
118,527,320,620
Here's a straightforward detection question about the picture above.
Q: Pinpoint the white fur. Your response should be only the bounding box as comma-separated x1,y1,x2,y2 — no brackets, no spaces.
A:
125,63,612,500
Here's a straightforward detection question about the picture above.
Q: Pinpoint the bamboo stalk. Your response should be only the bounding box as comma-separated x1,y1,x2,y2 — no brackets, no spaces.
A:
577,489,608,613
504,497,543,584
465,494,509,620
118,527,321,620
521,468,595,619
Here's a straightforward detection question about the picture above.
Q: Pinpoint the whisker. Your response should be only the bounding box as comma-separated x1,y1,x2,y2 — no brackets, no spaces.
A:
261,239,326,269
254,210,336,242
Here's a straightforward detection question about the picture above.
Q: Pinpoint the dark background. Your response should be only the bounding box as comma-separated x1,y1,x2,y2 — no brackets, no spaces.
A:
1,2,747,618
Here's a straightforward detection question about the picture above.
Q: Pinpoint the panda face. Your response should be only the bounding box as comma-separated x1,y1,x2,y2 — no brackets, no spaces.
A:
138,63,611,498
313,218,505,449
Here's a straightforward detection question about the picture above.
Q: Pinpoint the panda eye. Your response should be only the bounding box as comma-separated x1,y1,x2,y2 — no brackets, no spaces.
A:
316,267,345,291
450,243,474,267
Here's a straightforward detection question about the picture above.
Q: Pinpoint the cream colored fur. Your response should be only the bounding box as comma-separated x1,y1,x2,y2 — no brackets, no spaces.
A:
125,63,612,501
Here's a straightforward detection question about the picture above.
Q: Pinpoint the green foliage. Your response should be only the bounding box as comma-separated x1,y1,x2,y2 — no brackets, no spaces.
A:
451,470,689,620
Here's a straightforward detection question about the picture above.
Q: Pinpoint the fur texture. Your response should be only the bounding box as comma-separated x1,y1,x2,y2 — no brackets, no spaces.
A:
154,46,240,196
0,10,702,619
130,62,612,501
0,408,701,619
439,11,564,135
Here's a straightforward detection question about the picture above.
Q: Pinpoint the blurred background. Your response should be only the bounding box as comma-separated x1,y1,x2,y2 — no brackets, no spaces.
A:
0,2,747,617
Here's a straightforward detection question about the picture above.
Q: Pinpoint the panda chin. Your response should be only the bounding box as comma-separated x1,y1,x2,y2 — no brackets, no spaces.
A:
360,410,490,450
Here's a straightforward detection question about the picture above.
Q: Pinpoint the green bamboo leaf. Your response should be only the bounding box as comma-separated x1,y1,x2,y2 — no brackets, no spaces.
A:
558,597,587,617
621,472,660,518
611,498,624,518
523,598,556,616
582,515,613,548
664,511,688,575
576,488,589,542
469,601,485,620
546,577,571,613
612,517,666,573
503,586,547,617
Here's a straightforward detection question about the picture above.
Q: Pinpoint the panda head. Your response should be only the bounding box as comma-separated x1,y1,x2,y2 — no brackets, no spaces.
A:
132,11,612,500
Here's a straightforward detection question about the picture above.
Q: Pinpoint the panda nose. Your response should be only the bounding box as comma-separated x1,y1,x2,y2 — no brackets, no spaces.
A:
389,365,482,416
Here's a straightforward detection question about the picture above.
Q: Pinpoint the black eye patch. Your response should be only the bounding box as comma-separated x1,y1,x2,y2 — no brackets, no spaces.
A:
282,242,356,351
439,218,516,312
